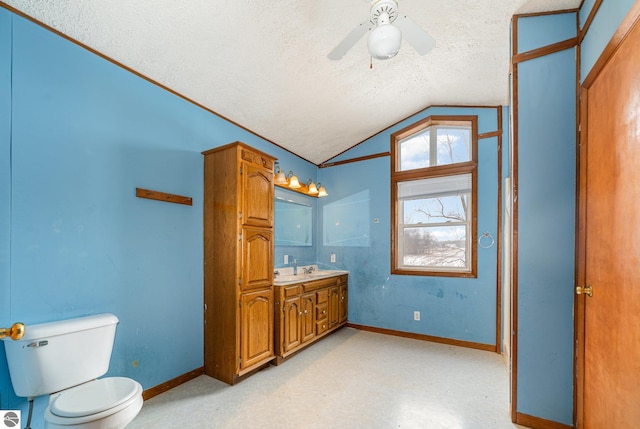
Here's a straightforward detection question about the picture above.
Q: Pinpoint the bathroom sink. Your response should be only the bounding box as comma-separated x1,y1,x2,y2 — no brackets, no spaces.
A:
274,269,349,285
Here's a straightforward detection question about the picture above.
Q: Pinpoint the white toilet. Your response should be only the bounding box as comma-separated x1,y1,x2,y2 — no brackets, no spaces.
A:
3,313,143,428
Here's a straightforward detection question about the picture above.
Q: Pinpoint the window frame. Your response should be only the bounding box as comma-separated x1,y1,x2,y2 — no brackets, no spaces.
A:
390,116,478,278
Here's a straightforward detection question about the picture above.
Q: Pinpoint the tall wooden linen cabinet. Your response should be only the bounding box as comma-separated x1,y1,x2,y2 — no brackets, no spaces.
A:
202,142,276,385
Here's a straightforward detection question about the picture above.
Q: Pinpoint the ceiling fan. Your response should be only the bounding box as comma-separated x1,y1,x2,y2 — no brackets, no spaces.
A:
328,0,435,61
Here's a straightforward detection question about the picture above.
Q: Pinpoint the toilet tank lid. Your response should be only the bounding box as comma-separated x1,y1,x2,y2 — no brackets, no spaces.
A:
6,313,119,342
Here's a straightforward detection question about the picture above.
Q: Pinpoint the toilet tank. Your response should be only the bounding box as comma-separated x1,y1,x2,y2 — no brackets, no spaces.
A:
3,313,119,398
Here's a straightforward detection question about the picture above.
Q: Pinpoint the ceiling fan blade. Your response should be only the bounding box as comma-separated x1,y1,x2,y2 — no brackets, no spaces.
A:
395,15,435,55
328,21,371,60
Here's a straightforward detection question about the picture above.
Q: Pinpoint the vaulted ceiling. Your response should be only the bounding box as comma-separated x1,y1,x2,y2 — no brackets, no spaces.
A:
3,0,582,164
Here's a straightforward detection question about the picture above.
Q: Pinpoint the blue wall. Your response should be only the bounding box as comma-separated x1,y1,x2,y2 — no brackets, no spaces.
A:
0,9,314,425
319,106,503,345
516,13,577,424
516,50,576,423
580,0,637,80
514,11,577,426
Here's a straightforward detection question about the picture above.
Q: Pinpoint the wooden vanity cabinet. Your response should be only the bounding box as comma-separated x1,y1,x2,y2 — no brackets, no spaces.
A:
274,275,348,364
203,142,276,384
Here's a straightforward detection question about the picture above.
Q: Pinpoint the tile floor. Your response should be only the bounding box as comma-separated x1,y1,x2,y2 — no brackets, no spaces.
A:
128,328,525,429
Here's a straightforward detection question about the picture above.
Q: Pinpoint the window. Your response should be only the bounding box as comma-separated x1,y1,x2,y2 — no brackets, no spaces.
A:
391,116,478,277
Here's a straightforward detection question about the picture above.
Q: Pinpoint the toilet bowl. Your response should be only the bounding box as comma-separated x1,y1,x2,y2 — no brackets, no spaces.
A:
44,377,143,429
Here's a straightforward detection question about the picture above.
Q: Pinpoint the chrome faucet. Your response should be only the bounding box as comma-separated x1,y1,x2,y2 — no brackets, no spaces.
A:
293,259,297,275
274,270,280,278
302,266,315,275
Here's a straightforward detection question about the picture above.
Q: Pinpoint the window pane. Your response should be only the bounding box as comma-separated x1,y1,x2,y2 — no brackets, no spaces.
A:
398,131,430,171
436,127,471,166
403,195,468,224
402,226,467,269
397,174,471,198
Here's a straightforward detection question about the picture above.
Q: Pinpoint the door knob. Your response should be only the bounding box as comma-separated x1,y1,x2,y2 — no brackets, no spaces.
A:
576,285,593,297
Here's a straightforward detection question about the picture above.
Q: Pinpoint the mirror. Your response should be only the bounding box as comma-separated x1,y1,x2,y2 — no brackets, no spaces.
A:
275,197,312,246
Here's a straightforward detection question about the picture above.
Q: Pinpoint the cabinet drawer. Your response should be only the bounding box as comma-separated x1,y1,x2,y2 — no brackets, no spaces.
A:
283,285,301,299
303,277,338,292
316,303,328,320
316,319,329,335
316,289,328,304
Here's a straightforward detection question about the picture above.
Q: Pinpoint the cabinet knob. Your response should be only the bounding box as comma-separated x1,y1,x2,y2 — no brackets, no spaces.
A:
322,310,326,314
299,311,302,317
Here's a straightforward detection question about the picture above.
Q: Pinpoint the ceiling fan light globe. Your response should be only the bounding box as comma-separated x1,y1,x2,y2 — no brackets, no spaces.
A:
368,23,402,60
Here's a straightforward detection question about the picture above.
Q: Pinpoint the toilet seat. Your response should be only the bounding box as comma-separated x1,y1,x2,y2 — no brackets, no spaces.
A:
45,377,143,427
50,377,139,417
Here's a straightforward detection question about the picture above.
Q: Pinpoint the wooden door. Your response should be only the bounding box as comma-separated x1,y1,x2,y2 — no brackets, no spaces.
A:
577,8,640,427
301,292,316,344
242,161,273,227
282,296,302,353
328,286,340,329
241,227,273,290
339,284,348,324
240,288,274,369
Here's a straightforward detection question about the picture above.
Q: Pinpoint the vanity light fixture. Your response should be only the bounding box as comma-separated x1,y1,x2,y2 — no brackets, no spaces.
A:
273,166,328,198
287,172,301,189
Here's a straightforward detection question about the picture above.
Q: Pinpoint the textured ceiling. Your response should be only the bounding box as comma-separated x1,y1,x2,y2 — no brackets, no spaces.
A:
3,0,581,164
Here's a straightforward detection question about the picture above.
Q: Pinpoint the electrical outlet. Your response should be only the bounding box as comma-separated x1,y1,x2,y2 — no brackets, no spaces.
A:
330,252,336,263
284,255,288,264
414,311,420,321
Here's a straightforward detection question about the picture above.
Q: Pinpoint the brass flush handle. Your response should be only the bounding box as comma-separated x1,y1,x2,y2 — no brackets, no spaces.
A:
576,285,593,297
0,322,25,340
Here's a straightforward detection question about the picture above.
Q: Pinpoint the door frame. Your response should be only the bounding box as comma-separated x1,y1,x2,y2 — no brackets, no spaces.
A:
575,3,640,427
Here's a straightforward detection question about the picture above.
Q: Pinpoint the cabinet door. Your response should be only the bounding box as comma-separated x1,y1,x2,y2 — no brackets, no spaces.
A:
241,227,273,291
301,292,316,344
241,162,273,227
282,296,302,353
339,285,348,324
240,288,274,369
328,286,340,329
